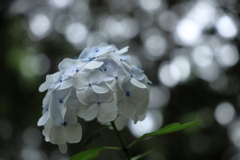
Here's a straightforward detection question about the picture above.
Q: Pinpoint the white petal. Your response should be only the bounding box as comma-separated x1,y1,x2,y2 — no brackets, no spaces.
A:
116,83,124,101
85,88,99,102
50,89,72,125
49,82,61,90
39,82,47,92
131,69,145,80
50,99,63,126
121,76,132,91
117,69,126,84
37,111,50,126
97,97,118,122
57,78,73,90
76,89,92,105
43,119,52,142
45,75,54,87
132,109,147,124
85,88,113,103
60,105,67,118
116,46,129,54
76,60,86,68
122,62,132,71
144,75,152,84
130,78,147,89
98,91,113,103
66,90,82,110
84,61,104,69
49,125,66,144
64,123,82,143
58,143,68,153
78,103,98,120
73,73,88,90
95,45,112,57
58,58,74,71
109,52,121,65
105,79,117,91
89,70,102,84
92,82,109,94
106,62,118,77
121,55,131,64
78,45,91,60
52,72,62,82
104,77,115,82
131,88,149,108
114,115,128,130
42,91,51,106
53,88,72,103
64,108,77,124
118,97,137,118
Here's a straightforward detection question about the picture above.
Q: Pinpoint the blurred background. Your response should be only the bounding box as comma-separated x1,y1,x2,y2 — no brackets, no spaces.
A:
1,0,240,159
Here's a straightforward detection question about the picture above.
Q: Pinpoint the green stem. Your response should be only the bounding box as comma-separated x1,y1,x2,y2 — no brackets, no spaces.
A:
127,138,142,149
111,121,131,160
131,150,153,159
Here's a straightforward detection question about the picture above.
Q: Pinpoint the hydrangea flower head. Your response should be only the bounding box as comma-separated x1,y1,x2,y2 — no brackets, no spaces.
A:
38,44,151,153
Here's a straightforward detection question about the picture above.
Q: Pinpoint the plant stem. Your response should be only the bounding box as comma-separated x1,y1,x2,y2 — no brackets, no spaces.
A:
111,121,131,160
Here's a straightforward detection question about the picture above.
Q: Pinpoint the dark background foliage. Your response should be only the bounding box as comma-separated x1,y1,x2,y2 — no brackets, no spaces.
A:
1,0,240,160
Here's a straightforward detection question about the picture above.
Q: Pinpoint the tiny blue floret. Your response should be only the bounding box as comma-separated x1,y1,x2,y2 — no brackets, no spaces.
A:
126,91,131,96
61,122,67,127
88,83,92,86
115,76,118,79
59,99,63,103
88,57,93,61
97,101,101,105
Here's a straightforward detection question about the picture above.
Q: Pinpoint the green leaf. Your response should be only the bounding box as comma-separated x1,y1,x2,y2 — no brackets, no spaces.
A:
70,147,105,160
131,150,153,160
70,147,121,160
82,126,109,146
127,120,201,149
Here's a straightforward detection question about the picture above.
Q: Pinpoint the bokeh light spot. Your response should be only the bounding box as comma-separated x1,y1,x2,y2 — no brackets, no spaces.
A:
128,110,163,137
30,14,51,39
65,22,88,44
174,18,202,46
192,45,214,67
216,15,238,39
216,44,239,67
139,0,161,12
214,102,235,126
149,86,170,108
158,62,181,87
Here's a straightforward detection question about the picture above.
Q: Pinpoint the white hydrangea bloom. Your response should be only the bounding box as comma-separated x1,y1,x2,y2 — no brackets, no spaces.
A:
38,43,151,153
77,89,118,122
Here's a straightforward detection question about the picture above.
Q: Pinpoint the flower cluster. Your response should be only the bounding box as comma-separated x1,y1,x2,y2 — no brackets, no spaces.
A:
38,44,151,153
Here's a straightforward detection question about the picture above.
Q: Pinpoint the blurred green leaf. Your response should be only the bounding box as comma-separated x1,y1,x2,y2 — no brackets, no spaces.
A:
127,121,201,149
70,147,105,160
70,147,121,160
82,126,109,146
131,150,153,160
